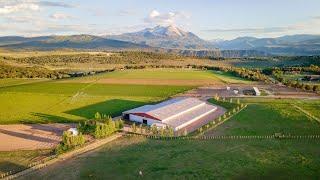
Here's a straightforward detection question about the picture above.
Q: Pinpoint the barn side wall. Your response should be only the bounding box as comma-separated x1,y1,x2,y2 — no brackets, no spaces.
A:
129,114,160,126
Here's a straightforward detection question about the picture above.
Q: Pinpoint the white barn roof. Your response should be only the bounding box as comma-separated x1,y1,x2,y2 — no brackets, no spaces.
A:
123,97,218,131
123,97,206,121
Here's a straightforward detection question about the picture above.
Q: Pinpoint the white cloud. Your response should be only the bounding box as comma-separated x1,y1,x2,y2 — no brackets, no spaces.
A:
0,2,39,14
50,12,74,20
0,0,74,14
149,10,160,18
144,10,190,26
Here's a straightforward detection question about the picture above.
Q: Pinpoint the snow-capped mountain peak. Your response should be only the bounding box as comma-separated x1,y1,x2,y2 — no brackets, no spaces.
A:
142,25,187,37
107,25,216,50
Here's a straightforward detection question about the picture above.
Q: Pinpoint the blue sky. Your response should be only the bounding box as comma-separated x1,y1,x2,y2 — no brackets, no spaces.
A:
1,0,320,39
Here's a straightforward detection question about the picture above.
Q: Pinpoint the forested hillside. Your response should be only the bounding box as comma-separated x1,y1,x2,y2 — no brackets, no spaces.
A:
0,62,69,79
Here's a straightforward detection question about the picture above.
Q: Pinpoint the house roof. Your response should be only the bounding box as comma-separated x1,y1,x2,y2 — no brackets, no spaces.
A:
123,97,206,121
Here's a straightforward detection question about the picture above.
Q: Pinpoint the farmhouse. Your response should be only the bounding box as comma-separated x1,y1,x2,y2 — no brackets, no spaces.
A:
122,97,217,131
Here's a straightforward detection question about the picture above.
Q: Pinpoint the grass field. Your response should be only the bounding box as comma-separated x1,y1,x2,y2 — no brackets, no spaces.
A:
0,79,46,88
0,83,191,124
61,69,253,85
0,149,52,174
0,69,253,124
205,98,320,136
25,136,320,179
23,98,320,179
282,74,320,85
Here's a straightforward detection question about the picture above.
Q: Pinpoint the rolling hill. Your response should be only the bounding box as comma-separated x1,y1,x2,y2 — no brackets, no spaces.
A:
0,35,150,50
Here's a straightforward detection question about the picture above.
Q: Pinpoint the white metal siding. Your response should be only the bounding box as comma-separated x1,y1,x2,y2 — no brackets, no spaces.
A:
129,114,159,126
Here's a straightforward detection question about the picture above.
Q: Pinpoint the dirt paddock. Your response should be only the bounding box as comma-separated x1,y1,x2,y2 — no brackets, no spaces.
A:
0,124,75,151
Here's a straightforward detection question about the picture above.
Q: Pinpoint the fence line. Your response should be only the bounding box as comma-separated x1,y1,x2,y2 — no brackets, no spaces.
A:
124,133,320,140
192,104,248,137
0,134,122,180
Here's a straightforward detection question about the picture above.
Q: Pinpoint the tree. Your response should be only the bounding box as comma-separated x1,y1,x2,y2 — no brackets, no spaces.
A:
198,127,203,133
151,125,158,135
94,112,101,119
168,127,174,137
214,94,219,101
237,99,240,104
118,119,124,129
305,84,312,91
132,123,137,133
139,124,143,134
183,128,188,136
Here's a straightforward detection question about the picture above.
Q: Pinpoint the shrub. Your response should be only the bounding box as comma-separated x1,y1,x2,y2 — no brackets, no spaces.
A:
94,112,102,119
78,116,123,139
183,129,188,136
132,123,137,133
55,131,85,154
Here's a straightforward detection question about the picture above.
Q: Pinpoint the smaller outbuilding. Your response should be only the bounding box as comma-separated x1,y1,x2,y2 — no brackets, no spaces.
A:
253,87,261,96
67,128,79,136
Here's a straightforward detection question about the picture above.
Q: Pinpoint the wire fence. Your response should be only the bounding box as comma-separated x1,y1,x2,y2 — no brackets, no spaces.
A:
124,133,320,140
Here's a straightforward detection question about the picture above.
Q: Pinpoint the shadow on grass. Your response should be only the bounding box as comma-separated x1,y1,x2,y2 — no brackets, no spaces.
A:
65,99,147,119
0,161,26,174
0,128,59,143
20,113,75,124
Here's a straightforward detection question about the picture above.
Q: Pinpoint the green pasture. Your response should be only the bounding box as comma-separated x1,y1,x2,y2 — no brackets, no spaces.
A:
0,79,46,88
26,136,320,179
282,74,320,85
0,149,52,174
0,69,253,124
61,69,253,84
205,98,320,136
0,81,192,124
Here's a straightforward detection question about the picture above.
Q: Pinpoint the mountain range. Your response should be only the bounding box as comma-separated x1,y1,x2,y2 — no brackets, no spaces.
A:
214,35,320,56
106,25,215,50
0,35,149,50
1,25,320,56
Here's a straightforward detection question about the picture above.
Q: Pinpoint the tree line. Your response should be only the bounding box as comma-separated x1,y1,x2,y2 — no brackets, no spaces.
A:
0,62,69,79
271,66,320,93
2,51,181,65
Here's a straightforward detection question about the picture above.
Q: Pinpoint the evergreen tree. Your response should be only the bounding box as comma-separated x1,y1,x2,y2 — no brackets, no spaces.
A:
94,112,102,119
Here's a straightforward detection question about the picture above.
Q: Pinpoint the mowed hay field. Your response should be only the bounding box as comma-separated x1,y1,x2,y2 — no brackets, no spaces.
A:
0,82,191,124
0,79,46,88
24,136,320,180
61,69,254,85
0,69,251,124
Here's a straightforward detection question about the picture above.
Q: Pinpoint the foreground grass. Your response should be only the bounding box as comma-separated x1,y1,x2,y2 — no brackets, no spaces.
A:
25,136,320,179
205,98,320,136
0,149,52,174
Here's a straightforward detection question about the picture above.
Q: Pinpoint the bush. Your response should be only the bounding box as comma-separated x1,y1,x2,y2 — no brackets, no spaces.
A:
55,131,85,154
78,114,124,139
93,119,121,138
